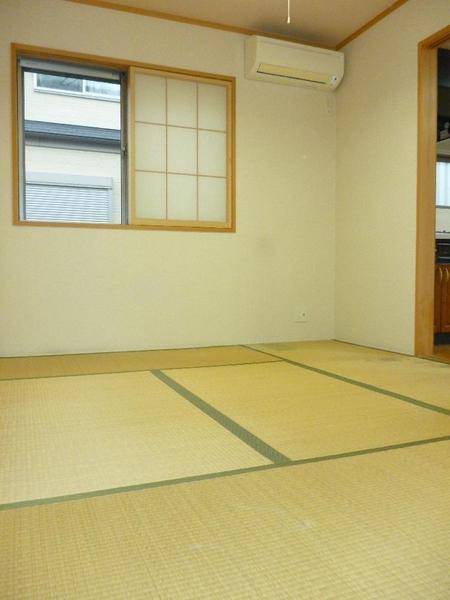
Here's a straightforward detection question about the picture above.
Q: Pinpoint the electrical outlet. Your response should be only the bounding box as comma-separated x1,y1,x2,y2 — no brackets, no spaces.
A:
294,308,308,322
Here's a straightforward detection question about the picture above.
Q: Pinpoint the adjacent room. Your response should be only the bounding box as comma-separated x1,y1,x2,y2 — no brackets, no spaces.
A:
1,0,449,597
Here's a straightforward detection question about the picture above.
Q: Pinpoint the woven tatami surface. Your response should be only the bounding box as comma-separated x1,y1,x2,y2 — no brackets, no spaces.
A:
0,345,278,380
2,341,450,598
166,361,450,459
2,441,449,599
251,340,450,410
0,371,268,504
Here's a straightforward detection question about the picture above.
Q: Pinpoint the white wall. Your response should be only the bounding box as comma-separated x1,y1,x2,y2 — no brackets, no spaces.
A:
335,0,450,354
0,0,336,356
437,207,450,232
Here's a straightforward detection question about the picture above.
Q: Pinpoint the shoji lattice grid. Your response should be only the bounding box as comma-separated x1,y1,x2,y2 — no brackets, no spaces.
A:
131,68,232,228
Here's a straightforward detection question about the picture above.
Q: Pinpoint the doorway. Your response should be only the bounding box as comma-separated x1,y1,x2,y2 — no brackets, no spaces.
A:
415,25,450,361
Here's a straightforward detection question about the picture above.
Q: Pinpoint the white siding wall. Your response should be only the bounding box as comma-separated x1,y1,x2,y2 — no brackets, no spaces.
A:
24,72,121,129
436,208,450,232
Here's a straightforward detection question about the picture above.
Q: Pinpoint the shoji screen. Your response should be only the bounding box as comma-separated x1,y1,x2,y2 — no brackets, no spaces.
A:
130,67,234,231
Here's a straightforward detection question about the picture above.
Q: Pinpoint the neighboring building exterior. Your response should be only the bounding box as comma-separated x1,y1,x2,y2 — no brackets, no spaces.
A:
23,71,122,223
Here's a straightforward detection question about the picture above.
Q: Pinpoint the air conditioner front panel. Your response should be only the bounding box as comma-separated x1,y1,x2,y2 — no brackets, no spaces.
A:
257,63,330,85
245,36,344,91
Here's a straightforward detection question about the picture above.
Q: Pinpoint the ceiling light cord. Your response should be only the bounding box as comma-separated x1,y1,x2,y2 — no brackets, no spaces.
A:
286,0,291,24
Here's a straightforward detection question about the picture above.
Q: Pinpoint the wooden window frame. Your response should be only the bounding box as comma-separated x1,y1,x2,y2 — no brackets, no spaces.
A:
11,43,236,233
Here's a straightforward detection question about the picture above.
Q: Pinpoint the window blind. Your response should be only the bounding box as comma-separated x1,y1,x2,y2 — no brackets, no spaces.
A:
25,175,113,223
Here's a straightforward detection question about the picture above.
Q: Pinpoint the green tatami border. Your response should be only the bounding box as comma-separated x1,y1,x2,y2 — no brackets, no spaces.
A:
1,435,449,512
152,369,290,464
243,345,450,416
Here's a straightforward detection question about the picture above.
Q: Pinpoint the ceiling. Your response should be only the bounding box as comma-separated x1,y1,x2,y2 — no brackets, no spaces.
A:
72,0,407,48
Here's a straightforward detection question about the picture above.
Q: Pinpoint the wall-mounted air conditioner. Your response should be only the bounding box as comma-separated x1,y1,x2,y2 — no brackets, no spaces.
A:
245,36,344,91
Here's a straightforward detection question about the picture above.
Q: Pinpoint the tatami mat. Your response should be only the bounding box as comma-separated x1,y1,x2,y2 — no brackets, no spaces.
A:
0,371,269,504
165,362,450,460
2,441,449,598
251,340,450,411
0,345,278,380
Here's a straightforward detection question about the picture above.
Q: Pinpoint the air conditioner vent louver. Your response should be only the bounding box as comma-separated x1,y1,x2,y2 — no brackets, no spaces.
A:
245,36,344,91
257,64,329,84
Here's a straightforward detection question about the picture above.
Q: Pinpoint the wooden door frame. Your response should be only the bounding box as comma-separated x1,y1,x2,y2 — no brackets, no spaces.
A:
415,25,450,357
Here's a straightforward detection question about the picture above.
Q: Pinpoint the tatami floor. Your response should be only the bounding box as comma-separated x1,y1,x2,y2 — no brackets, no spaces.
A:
1,341,449,598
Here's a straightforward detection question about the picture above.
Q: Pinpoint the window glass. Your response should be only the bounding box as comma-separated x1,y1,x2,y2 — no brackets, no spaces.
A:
36,73,120,99
84,79,120,98
25,173,113,223
436,160,450,207
21,59,124,224
36,73,83,93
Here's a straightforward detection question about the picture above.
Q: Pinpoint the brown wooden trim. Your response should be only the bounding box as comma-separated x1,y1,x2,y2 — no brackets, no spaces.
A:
415,25,450,357
11,43,236,233
11,43,234,82
164,77,168,219
11,46,19,224
335,0,409,50
12,219,234,233
419,24,450,49
195,82,199,220
132,217,231,229
415,45,437,357
229,70,236,232
226,75,234,230
66,0,333,50
129,66,137,227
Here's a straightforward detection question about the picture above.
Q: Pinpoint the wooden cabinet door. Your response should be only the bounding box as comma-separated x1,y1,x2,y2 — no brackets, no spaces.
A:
441,265,450,333
435,265,442,332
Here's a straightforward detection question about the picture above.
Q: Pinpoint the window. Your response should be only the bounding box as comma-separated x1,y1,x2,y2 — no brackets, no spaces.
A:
35,73,120,100
14,45,235,232
18,55,125,225
436,159,450,207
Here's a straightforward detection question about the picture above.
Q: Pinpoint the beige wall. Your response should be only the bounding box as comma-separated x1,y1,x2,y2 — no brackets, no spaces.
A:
335,0,450,354
0,0,336,356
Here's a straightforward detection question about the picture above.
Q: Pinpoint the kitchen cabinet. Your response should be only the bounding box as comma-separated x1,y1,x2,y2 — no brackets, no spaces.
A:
435,263,450,333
